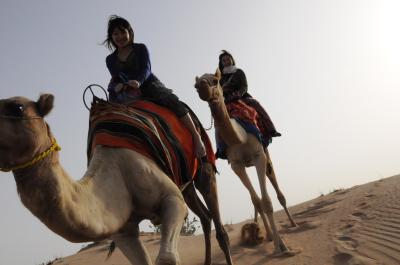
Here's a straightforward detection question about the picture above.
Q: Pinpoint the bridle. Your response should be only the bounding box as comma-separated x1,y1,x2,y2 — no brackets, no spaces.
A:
0,114,61,172
197,75,221,131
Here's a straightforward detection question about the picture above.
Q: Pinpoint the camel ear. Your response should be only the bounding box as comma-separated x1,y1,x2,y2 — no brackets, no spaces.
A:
37,94,54,117
215,68,221,80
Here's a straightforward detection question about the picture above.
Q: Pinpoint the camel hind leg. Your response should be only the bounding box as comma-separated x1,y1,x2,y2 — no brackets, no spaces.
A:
254,152,289,253
264,149,297,227
195,161,233,265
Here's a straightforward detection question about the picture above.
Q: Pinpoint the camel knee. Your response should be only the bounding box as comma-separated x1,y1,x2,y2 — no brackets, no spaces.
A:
262,198,274,214
250,196,262,211
162,196,188,221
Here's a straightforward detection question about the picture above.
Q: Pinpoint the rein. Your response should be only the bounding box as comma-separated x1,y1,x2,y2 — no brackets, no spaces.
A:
0,139,61,172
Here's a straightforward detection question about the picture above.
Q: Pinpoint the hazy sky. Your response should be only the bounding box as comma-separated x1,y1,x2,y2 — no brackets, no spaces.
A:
1,1,399,264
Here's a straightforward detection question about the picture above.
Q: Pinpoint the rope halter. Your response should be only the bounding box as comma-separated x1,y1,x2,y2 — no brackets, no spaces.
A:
0,139,61,172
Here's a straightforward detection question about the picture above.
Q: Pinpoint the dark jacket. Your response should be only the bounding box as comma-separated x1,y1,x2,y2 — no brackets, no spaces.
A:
220,68,251,102
105,43,187,117
106,43,165,102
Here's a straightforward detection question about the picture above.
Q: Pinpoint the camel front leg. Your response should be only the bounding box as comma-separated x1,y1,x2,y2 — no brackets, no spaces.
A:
157,195,187,265
111,225,153,265
230,162,273,240
254,154,288,253
265,150,297,227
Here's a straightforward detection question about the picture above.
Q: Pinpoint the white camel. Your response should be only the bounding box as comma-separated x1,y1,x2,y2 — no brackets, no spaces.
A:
195,74,296,255
0,94,232,265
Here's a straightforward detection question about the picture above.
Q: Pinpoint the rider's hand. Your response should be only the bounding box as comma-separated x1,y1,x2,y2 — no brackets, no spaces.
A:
114,83,124,93
127,80,140,89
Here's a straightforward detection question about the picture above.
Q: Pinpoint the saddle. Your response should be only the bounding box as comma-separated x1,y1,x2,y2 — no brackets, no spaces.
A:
87,99,215,187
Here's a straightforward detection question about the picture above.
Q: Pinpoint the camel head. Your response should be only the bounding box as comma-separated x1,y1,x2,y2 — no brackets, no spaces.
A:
194,73,223,102
0,94,55,172
240,222,264,246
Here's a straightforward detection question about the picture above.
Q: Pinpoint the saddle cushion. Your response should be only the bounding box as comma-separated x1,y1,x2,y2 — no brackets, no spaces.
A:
216,99,268,159
87,99,213,186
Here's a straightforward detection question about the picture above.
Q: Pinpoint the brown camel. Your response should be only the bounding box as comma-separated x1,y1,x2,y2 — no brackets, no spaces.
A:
195,73,297,255
0,94,232,265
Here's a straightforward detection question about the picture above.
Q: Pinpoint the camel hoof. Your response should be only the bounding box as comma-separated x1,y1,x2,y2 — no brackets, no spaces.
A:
265,234,274,242
272,248,301,258
156,252,179,265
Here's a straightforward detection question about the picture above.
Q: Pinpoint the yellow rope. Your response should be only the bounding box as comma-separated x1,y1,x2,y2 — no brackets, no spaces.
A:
0,140,61,172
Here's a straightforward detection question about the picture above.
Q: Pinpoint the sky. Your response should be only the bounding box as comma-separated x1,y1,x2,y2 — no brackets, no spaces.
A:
1,0,399,264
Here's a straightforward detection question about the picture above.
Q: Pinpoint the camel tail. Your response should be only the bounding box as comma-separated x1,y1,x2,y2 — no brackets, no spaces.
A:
106,240,116,260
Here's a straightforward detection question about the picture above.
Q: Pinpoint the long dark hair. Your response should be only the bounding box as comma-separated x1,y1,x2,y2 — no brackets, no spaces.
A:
103,15,134,51
218,50,236,71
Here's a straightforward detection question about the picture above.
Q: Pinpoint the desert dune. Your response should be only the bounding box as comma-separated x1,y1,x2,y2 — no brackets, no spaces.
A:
49,174,400,265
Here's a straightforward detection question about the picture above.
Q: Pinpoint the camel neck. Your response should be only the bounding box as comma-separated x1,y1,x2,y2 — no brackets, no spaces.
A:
13,151,128,242
208,95,245,146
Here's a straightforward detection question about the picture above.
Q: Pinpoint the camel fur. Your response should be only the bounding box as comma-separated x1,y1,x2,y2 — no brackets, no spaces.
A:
0,94,232,265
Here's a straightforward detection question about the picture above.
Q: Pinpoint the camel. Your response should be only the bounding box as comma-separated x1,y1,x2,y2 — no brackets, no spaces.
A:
0,94,232,265
194,73,297,255
240,222,264,246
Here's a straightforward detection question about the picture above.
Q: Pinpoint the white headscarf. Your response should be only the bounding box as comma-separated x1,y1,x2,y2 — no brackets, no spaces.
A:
222,65,238,74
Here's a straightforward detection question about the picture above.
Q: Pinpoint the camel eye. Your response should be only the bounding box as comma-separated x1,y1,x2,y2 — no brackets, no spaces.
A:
5,102,25,117
213,78,219,86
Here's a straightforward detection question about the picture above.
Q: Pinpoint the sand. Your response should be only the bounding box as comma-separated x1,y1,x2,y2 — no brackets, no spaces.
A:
50,174,400,265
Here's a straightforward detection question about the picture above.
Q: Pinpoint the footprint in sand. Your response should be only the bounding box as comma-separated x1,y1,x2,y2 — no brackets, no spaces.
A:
357,202,370,209
332,252,377,265
351,211,370,220
280,220,320,234
335,234,359,251
293,199,338,218
333,253,352,264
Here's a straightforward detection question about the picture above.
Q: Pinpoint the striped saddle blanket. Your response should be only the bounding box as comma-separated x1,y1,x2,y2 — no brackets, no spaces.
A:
87,99,214,186
225,99,270,145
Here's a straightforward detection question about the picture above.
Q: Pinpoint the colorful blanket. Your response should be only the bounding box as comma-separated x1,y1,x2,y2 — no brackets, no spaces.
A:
216,99,268,159
225,99,272,145
87,99,215,186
